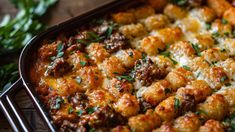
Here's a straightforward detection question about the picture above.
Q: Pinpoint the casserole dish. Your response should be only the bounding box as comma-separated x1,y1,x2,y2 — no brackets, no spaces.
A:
0,0,136,131
2,0,235,131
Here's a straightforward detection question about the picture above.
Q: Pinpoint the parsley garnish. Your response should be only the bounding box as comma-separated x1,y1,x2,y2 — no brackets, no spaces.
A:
205,22,211,30
51,43,64,60
170,0,187,6
221,76,228,83
128,52,133,57
160,51,177,65
164,88,171,95
75,76,82,84
79,61,87,66
195,110,208,115
222,18,228,25
86,107,97,114
116,75,134,82
51,97,64,110
182,65,190,70
174,98,181,109
68,107,73,114
191,43,201,56
76,110,84,116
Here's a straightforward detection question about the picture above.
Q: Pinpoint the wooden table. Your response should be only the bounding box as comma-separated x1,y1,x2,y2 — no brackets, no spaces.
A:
0,0,112,131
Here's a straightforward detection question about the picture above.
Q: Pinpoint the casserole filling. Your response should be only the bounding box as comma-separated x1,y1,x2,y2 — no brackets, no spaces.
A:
31,0,235,131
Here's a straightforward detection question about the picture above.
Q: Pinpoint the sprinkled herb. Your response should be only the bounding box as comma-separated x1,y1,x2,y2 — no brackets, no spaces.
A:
51,43,64,60
51,97,64,110
105,26,113,39
221,49,226,52
86,107,97,114
160,51,177,65
212,32,220,38
233,30,235,38
84,54,90,58
76,110,84,116
68,107,74,114
164,88,171,95
221,76,228,83
211,61,218,65
128,52,133,57
196,72,201,78
142,52,147,59
205,22,211,30
182,65,190,71
225,83,231,86
224,32,230,36
191,43,201,56
222,18,228,25
170,0,187,6
116,75,134,82
89,128,95,132
195,110,208,115
76,39,90,45
79,61,87,66
75,76,82,84
174,98,181,109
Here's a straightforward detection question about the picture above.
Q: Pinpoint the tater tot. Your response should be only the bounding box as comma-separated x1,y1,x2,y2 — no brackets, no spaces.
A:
115,49,142,68
207,0,231,17
158,27,183,44
196,94,229,121
202,48,229,64
173,112,201,132
148,0,168,11
132,6,155,20
142,80,173,106
144,14,169,31
198,119,225,132
86,43,110,64
164,4,187,20
128,109,161,132
112,12,136,25
176,80,212,103
119,23,147,39
114,93,140,117
111,126,131,132
211,19,232,36
140,36,166,56
155,96,178,121
99,56,126,77
223,7,235,27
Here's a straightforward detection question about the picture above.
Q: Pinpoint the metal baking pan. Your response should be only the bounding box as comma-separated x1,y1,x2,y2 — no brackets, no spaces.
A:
0,0,138,131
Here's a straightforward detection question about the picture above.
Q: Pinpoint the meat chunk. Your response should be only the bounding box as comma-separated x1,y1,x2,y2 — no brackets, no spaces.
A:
45,58,71,77
132,58,167,86
38,42,58,61
103,32,128,53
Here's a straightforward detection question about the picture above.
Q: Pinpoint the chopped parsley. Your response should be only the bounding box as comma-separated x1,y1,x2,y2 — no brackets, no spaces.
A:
75,76,82,84
79,61,87,66
51,97,64,110
50,43,64,60
221,76,228,83
195,110,208,115
86,107,97,114
76,110,84,116
68,107,74,114
164,88,172,95
191,43,201,56
170,0,187,6
116,75,134,82
182,65,190,71
222,18,228,25
174,98,181,109
160,51,177,65
128,52,133,57
205,22,211,30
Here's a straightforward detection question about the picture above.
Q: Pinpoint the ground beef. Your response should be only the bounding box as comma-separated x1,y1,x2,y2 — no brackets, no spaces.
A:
178,94,196,115
69,93,89,111
46,58,71,77
60,120,82,132
138,98,154,113
79,106,126,129
103,32,127,53
132,58,167,86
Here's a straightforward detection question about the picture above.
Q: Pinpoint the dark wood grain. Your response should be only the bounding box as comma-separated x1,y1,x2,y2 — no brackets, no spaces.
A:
0,0,111,131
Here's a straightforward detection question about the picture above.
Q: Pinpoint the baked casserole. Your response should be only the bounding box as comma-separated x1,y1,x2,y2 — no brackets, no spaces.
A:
30,0,235,131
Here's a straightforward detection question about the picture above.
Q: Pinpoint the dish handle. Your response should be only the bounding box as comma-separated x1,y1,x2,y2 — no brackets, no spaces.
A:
0,78,32,132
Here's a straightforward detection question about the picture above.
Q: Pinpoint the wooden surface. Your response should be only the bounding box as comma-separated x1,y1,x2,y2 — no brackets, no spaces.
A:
0,0,112,131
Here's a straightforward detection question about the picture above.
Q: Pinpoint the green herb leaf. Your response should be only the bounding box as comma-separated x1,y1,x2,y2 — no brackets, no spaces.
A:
182,65,190,71
170,0,187,6
75,76,82,84
222,18,228,25
160,51,170,57
225,83,231,86
86,107,97,114
52,97,64,110
79,61,87,66
164,88,171,95
128,52,133,57
116,75,134,82
174,98,181,109
221,76,228,83
76,110,84,116
205,22,211,30
191,43,201,56
68,107,74,114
